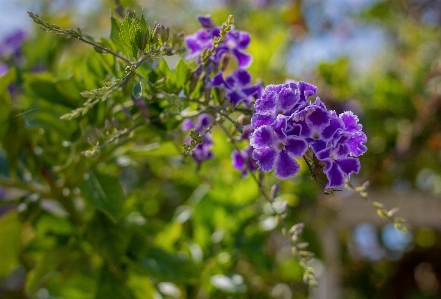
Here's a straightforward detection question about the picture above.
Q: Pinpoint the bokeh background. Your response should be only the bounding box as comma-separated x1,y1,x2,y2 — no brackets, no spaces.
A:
1,0,441,298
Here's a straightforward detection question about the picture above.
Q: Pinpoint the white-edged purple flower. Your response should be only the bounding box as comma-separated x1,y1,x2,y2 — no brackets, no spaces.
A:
248,81,367,189
211,69,263,107
185,15,252,68
250,115,308,179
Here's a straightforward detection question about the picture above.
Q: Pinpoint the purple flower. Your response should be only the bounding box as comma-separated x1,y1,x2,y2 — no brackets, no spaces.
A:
231,146,258,176
0,30,27,64
250,115,308,179
183,114,214,165
0,63,8,77
248,81,367,189
211,69,263,107
251,81,316,129
185,15,252,68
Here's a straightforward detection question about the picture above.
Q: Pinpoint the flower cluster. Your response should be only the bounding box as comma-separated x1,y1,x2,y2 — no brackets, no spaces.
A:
182,114,214,166
185,15,252,68
250,82,367,189
185,15,262,109
211,69,263,108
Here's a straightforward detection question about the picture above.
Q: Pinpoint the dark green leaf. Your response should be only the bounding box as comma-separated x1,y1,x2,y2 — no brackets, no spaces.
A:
0,212,21,278
142,248,199,283
81,171,124,222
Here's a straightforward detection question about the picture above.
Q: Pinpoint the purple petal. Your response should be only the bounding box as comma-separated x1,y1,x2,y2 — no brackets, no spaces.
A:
243,85,263,98
182,119,195,131
284,136,308,157
226,91,243,106
265,84,283,93
278,87,300,112
299,81,317,102
250,125,276,148
211,72,226,87
252,147,277,172
0,63,8,77
231,150,245,170
275,150,300,179
231,49,252,68
340,111,362,133
306,107,330,129
324,161,345,189
347,134,368,156
322,116,344,140
197,114,212,129
309,139,327,154
251,113,276,128
237,31,251,49
335,157,360,177
254,92,277,115
197,15,215,28
232,68,251,86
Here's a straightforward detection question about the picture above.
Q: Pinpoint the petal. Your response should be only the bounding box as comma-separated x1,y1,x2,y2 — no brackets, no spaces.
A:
298,81,317,102
197,114,212,129
211,72,226,87
306,107,330,129
278,86,300,112
232,49,252,68
250,125,276,148
197,15,215,28
231,150,245,170
309,139,327,154
252,147,277,172
254,91,277,115
285,136,308,157
243,85,263,98
335,157,360,177
182,119,195,132
226,91,243,106
232,68,251,86
340,111,362,133
324,161,345,189
237,31,251,49
347,134,368,156
275,150,300,179
251,113,276,128
322,116,344,140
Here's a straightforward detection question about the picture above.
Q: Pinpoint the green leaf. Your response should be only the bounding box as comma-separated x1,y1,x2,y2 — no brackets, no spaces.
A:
174,59,189,88
0,212,21,278
132,81,143,99
23,73,81,108
119,13,135,58
81,171,124,222
0,68,16,139
142,248,199,283
110,16,124,54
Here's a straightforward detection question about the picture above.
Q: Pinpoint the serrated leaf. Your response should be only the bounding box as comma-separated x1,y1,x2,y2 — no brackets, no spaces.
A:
110,16,124,51
119,13,135,58
132,81,143,99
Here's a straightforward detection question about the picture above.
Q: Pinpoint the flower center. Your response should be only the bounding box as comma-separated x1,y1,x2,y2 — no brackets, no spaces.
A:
276,140,285,150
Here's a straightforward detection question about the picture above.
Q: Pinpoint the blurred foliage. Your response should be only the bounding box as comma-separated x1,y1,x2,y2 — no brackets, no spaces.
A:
0,0,441,298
